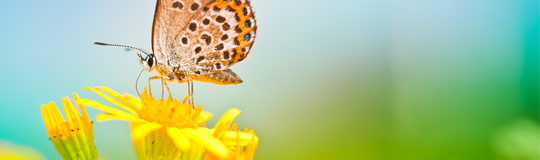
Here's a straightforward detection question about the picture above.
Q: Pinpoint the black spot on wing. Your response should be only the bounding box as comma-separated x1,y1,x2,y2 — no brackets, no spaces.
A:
172,2,184,9
200,34,212,45
221,34,229,41
189,23,197,32
216,16,226,23
245,19,252,28
233,37,240,45
203,18,210,25
190,3,200,11
215,43,224,51
196,56,205,64
182,37,188,44
244,33,251,41
222,23,231,31
195,47,202,54
235,25,242,33
223,50,230,59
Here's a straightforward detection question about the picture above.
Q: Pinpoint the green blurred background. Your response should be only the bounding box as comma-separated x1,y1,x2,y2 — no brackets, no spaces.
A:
0,0,538,159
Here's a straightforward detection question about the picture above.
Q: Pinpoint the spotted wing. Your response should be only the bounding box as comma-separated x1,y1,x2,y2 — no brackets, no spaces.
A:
152,0,215,68
170,0,257,75
185,68,243,85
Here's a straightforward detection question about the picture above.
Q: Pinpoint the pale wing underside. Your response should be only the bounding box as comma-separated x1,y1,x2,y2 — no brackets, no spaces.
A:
178,0,257,75
152,0,213,67
152,0,257,76
185,68,242,85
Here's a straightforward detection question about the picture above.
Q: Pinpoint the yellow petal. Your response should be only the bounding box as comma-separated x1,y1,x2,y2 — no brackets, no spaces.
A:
124,94,143,111
198,111,212,123
131,122,162,141
213,108,242,137
221,131,259,146
63,97,85,133
182,96,190,104
48,102,67,136
76,99,142,122
95,86,142,111
40,104,53,136
83,86,138,116
182,128,228,158
196,127,212,134
166,127,191,151
95,113,145,123
73,93,90,123
61,97,75,130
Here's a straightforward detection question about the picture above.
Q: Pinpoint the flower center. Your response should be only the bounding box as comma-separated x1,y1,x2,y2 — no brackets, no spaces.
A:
138,93,204,128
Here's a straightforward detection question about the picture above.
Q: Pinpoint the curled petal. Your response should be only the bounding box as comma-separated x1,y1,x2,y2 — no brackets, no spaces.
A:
198,111,213,123
95,113,146,123
183,128,228,158
213,108,242,137
83,86,138,116
76,99,141,122
132,122,163,142
222,130,259,146
166,127,191,151
96,86,142,111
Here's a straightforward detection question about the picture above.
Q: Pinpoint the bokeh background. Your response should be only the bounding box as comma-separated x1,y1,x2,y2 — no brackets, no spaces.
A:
0,0,538,159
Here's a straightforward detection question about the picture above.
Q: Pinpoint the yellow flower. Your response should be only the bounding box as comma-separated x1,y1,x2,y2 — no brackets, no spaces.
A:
40,94,98,160
206,109,259,160
0,140,46,160
75,86,229,159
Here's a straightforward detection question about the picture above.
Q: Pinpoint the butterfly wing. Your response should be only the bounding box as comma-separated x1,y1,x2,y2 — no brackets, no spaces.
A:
152,0,214,68
185,68,243,85
152,0,257,76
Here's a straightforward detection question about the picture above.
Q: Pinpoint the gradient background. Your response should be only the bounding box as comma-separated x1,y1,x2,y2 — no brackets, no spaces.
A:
0,0,538,159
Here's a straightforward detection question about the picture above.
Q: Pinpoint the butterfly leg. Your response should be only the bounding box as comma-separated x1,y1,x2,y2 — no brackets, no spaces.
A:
160,77,165,98
187,80,194,107
163,80,172,98
187,80,191,106
191,80,194,106
148,76,162,95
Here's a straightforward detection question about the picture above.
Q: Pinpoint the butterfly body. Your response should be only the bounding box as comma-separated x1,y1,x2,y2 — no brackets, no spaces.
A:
150,0,257,85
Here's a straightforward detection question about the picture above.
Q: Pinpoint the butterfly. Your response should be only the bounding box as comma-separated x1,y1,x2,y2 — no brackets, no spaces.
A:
95,0,257,101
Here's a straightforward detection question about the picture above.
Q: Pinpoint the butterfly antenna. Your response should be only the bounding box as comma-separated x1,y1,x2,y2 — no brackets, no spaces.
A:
94,42,152,56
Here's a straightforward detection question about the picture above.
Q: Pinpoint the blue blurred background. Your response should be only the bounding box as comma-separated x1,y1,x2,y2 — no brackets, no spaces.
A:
0,0,538,159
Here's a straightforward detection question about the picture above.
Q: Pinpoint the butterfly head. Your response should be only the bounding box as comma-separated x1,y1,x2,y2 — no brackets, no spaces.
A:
138,53,156,72
93,42,157,72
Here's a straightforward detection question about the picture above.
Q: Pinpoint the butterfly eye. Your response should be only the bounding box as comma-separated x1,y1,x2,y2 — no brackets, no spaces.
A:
147,56,154,67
